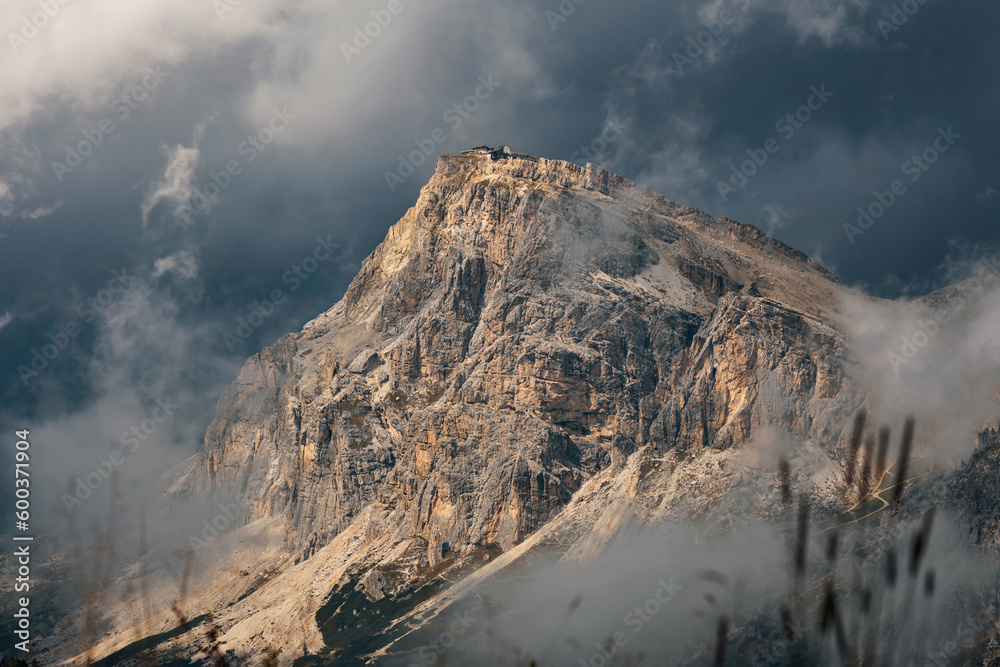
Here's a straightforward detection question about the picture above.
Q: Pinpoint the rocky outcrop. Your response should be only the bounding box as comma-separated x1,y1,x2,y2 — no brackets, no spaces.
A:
165,152,861,569
70,151,883,665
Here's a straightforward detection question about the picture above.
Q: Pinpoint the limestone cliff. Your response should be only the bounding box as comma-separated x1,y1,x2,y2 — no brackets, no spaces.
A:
172,153,859,560
69,152,883,665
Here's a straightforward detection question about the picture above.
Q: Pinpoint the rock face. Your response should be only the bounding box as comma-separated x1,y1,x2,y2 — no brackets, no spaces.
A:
951,426,1000,549
174,152,860,564
73,152,885,665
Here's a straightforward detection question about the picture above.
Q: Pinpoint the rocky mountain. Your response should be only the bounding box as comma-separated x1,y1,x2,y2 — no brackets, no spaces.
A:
49,151,995,666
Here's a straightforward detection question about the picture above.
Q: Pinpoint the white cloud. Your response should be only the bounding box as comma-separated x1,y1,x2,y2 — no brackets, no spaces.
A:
0,180,13,216
27,273,242,529
141,143,201,226
0,312,12,332
0,0,560,182
842,256,1000,466
22,202,62,219
0,173,54,219
152,248,199,281
976,187,998,204
759,201,790,236
141,113,221,225
758,0,870,46
0,0,288,132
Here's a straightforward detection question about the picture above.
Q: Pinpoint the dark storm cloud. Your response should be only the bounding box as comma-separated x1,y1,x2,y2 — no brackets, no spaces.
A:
0,0,997,532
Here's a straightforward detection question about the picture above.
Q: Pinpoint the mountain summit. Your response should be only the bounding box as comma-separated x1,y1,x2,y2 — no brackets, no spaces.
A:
71,151,876,664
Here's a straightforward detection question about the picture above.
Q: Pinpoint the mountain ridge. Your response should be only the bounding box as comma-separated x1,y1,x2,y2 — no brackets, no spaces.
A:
66,150,888,665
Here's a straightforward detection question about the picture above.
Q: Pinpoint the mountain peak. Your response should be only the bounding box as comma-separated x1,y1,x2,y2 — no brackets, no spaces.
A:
433,149,835,278
73,146,860,666
321,149,842,353
435,148,644,199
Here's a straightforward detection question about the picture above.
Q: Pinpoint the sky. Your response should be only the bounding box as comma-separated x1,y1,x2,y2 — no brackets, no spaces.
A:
0,0,998,530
